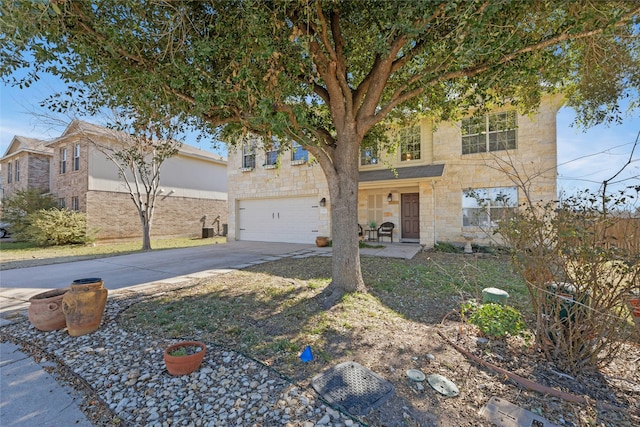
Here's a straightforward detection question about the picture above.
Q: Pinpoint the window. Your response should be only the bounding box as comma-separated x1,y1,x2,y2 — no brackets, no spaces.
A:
264,139,279,167
7,162,12,183
462,187,517,227
15,160,20,182
291,142,308,163
462,111,517,154
58,198,66,209
400,126,421,161
360,145,379,166
367,194,384,226
242,140,256,169
74,144,81,171
60,148,67,174
71,196,79,211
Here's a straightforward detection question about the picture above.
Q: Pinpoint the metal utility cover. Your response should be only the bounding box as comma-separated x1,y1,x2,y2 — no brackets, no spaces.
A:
479,396,562,427
311,361,395,416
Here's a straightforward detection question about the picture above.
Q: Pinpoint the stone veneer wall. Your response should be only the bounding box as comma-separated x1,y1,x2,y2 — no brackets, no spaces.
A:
226,146,330,240
50,139,90,210
86,191,227,240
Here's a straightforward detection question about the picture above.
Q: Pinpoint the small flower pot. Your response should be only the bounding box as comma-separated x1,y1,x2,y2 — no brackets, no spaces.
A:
164,341,206,376
315,236,329,247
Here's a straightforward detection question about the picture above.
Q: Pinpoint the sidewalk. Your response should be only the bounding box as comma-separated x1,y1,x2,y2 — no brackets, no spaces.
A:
0,341,93,426
0,242,421,426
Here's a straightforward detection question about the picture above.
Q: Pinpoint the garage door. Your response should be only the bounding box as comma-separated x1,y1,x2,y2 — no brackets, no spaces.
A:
238,197,320,243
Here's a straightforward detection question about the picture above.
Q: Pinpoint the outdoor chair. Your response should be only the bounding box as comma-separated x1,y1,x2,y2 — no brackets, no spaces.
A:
358,224,363,237
377,222,394,242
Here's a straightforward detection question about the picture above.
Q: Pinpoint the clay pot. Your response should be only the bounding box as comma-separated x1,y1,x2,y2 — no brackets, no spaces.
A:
315,236,329,247
28,288,69,331
164,341,207,376
62,278,108,336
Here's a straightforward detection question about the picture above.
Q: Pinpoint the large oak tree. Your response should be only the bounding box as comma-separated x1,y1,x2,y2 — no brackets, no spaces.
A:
2,1,638,304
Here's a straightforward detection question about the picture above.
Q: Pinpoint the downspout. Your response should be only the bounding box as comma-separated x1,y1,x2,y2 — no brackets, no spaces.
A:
431,181,437,247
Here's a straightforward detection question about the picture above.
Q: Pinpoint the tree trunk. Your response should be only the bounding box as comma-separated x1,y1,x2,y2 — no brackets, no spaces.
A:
321,127,366,306
140,210,152,250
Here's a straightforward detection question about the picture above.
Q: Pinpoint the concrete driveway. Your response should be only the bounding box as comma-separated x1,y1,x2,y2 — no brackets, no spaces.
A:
0,241,319,317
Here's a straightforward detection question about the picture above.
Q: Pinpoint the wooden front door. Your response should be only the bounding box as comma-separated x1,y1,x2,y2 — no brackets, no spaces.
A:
401,193,420,239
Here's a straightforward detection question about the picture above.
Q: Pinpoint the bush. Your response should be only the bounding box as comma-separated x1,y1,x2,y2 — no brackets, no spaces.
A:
1,189,57,237
21,208,93,246
462,302,527,338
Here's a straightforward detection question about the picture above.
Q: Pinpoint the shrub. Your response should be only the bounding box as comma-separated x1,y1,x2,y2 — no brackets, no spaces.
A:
1,189,57,237
462,302,527,338
21,208,93,246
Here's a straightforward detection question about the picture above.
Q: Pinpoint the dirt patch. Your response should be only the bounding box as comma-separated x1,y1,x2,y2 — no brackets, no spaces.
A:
120,252,640,427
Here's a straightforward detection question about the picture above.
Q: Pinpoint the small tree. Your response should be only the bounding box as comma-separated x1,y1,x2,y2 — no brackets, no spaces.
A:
1,189,57,239
77,122,180,250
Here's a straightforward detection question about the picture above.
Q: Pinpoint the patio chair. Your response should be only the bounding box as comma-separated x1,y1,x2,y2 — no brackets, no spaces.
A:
377,222,394,242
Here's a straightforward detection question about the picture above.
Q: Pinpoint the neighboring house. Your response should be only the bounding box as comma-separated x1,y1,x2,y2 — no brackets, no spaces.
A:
227,94,564,247
0,136,53,196
1,120,228,240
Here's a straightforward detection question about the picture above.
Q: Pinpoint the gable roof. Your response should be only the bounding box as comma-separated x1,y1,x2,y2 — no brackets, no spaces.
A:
51,120,226,164
359,164,445,182
1,135,53,160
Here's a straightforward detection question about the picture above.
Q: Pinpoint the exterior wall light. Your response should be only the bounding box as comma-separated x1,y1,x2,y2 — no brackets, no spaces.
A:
319,197,326,207
387,193,392,202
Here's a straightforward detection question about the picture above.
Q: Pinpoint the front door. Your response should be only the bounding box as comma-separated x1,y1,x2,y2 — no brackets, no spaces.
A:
401,193,420,239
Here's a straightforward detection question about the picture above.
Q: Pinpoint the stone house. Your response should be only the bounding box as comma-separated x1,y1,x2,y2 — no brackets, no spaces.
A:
1,120,228,240
227,94,563,247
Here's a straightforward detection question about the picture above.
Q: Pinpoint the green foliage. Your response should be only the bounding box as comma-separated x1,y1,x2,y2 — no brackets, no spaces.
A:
433,242,462,253
1,189,57,237
20,208,93,246
462,302,527,339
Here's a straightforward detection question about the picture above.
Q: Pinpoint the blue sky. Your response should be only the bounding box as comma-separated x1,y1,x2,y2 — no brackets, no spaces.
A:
1,73,639,196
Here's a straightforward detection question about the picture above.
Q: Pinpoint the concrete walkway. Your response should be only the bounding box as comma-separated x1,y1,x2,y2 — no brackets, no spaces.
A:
0,240,421,426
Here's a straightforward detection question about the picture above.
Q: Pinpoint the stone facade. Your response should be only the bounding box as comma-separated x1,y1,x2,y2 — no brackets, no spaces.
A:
228,95,563,247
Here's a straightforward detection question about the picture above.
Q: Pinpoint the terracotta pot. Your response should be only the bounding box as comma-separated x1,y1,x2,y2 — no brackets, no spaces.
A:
28,288,69,331
315,236,329,247
62,278,108,336
164,341,207,376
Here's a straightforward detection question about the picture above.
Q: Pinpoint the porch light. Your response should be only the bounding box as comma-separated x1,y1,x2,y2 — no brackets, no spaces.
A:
387,193,392,202
319,197,326,207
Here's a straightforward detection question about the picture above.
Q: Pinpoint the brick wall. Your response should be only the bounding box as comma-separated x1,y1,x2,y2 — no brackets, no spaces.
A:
86,190,227,240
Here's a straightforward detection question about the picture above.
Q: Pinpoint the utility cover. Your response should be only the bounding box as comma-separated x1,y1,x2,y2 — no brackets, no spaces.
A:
479,396,562,427
426,373,459,397
311,361,395,416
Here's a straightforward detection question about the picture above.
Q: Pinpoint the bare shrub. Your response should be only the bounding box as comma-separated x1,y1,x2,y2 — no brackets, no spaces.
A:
498,189,639,374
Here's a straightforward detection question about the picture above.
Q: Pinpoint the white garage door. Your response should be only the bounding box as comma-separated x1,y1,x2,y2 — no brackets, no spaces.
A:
238,197,320,244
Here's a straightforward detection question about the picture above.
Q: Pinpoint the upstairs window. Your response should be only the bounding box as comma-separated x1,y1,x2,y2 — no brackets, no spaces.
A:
291,142,308,163
462,111,517,155
15,160,20,182
71,196,79,211
360,145,379,166
400,126,421,161
60,148,67,174
462,186,517,227
74,144,81,171
242,140,256,169
7,162,12,183
265,139,279,167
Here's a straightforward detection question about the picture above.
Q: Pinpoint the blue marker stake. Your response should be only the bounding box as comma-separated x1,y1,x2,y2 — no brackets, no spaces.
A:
299,345,313,362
